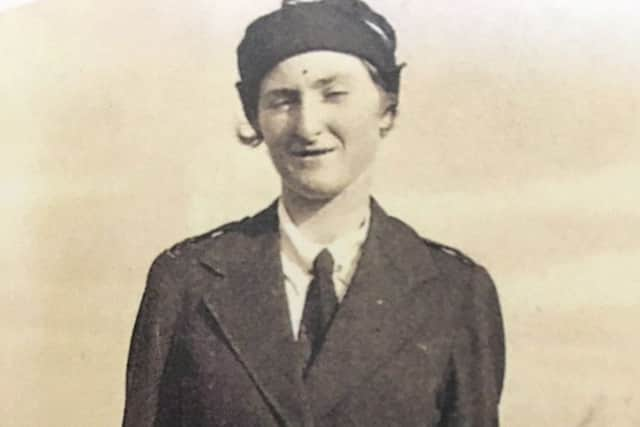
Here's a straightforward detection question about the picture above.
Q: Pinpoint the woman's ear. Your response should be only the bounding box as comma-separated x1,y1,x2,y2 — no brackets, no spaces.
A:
236,121,264,147
379,93,398,137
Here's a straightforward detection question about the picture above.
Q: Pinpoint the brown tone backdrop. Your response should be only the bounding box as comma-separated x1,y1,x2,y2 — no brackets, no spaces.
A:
1,0,639,426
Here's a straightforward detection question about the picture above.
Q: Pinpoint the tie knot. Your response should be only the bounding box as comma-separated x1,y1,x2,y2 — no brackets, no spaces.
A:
312,248,334,278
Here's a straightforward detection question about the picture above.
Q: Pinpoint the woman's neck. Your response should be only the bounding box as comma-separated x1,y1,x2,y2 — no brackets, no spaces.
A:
281,171,373,245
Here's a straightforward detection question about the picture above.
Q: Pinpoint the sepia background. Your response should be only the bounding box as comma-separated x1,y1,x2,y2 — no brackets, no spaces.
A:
1,0,638,425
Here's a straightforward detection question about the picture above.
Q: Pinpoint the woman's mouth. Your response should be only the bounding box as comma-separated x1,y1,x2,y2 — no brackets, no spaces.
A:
291,148,336,157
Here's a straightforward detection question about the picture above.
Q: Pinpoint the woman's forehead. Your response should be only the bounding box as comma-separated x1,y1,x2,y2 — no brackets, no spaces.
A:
261,51,370,88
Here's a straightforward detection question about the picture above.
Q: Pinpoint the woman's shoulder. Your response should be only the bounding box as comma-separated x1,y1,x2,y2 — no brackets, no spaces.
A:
383,211,478,269
163,217,251,260
153,202,279,267
420,236,477,268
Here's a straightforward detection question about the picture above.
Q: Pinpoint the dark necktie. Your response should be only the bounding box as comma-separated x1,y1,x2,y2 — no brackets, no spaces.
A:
300,248,337,373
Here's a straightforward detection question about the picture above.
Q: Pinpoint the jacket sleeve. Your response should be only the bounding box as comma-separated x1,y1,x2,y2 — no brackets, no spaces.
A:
122,253,183,427
440,265,506,427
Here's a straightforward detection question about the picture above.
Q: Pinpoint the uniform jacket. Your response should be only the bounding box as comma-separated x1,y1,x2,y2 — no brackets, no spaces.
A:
123,199,505,427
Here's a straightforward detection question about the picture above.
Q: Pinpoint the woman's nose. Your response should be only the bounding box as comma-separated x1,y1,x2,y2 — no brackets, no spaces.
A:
293,99,324,142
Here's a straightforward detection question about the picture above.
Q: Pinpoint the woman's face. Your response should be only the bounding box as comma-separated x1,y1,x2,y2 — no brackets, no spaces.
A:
257,51,393,201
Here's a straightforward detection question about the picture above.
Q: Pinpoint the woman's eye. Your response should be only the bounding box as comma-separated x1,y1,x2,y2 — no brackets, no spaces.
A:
324,90,349,101
269,99,294,110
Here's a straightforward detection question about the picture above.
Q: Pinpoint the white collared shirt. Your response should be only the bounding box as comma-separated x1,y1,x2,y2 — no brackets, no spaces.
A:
278,200,370,340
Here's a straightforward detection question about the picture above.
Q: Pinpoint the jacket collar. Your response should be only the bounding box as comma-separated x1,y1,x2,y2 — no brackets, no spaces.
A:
199,198,439,278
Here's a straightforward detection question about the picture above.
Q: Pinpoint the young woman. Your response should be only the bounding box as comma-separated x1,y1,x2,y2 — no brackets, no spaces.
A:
123,1,505,426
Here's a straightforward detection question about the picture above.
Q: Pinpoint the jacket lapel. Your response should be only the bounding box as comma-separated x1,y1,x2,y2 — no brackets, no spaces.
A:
199,202,310,427
304,200,445,418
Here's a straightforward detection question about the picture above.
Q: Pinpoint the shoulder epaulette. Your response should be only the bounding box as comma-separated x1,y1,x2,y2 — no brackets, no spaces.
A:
165,216,250,258
422,238,476,266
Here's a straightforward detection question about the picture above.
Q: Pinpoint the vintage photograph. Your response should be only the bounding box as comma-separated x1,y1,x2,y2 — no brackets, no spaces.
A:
2,0,638,426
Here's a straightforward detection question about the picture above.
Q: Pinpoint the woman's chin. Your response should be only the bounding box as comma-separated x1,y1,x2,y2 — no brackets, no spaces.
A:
288,179,345,202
